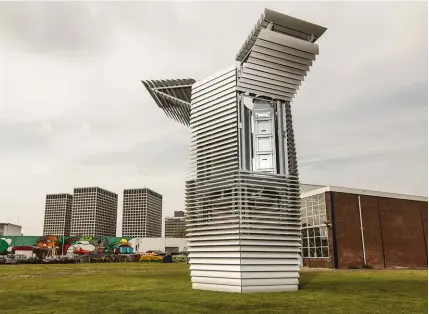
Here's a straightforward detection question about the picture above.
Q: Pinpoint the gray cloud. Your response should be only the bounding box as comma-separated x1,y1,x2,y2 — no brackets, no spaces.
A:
80,133,189,176
0,2,113,56
0,2,426,235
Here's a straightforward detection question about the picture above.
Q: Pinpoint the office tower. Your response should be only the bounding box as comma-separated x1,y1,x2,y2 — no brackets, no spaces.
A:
142,9,327,293
70,187,118,237
122,188,162,238
43,193,73,236
165,211,186,238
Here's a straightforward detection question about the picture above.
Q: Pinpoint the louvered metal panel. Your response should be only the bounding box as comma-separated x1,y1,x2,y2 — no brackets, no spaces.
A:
187,66,238,181
237,28,321,102
236,8,327,62
141,79,195,126
186,169,301,293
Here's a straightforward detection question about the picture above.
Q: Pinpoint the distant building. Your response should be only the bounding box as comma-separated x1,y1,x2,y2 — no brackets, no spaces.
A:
300,184,428,269
70,187,118,237
122,188,162,238
165,211,186,238
43,193,73,236
0,223,22,236
174,211,185,217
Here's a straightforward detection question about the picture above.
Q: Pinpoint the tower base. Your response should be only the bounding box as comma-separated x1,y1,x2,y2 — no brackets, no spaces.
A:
186,171,301,293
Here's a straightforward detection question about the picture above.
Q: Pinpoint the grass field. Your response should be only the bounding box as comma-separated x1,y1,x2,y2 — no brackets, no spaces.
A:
0,263,427,314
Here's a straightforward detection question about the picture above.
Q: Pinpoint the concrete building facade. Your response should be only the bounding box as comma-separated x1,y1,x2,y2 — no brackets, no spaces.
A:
0,223,22,236
122,188,162,238
300,184,428,269
165,211,186,238
70,187,118,237
43,193,73,236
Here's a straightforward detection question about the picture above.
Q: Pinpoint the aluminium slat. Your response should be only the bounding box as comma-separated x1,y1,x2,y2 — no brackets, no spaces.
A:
189,135,236,152
191,93,237,116
263,9,327,39
239,72,300,91
238,77,297,95
192,80,237,104
252,45,313,66
189,142,237,159
186,202,301,213
188,151,238,167
250,51,310,71
237,87,292,102
255,38,315,61
247,56,307,76
189,129,236,147
192,66,236,91
191,100,237,125
237,82,295,99
187,161,238,178
242,67,301,87
190,117,237,137
245,63,304,82
191,107,237,129
191,86,237,109
150,80,186,125
191,74,236,100
257,29,319,55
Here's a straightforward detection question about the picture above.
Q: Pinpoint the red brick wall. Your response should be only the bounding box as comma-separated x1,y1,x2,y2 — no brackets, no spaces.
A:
379,198,427,268
330,192,364,268
303,258,332,268
328,191,428,269
359,195,385,269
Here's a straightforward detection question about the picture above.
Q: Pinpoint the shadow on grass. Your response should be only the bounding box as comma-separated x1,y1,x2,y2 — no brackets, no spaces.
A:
299,271,319,289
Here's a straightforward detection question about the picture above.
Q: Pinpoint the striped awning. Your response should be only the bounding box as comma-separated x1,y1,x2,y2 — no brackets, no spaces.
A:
141,79,195,126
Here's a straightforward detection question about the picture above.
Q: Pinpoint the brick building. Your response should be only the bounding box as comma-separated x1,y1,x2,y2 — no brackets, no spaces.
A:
300,184,428,269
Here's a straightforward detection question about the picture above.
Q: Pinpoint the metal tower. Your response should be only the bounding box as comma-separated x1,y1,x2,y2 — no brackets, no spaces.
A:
142,8,327,293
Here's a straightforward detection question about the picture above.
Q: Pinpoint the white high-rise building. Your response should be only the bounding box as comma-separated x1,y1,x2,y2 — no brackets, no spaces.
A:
70,187,118,237
43,193,73,236
122,188,162,238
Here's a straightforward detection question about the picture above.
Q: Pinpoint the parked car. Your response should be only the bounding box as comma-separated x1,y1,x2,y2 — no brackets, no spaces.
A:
42,256,58,264
0,256,6,265
4,256,17,264
58,255,74,264
14,255,29,264
26,257,40,264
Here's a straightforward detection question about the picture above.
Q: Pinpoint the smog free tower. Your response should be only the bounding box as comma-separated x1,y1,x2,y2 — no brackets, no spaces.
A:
142,9,327,293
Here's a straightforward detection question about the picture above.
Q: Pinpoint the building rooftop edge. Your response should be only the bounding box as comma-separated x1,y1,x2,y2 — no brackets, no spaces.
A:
300,184,428,202
0,223,22,227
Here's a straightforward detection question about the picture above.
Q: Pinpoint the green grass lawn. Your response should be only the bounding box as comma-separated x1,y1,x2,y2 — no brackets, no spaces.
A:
0,263,427,314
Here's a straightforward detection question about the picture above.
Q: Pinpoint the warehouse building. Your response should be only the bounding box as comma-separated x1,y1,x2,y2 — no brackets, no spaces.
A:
300,184,428,269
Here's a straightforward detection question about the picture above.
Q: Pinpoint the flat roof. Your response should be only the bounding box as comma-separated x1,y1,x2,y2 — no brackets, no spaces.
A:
300,184,428,203
0,223,22,227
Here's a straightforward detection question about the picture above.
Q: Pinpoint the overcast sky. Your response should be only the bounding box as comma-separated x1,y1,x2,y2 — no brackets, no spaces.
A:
0,1,427,235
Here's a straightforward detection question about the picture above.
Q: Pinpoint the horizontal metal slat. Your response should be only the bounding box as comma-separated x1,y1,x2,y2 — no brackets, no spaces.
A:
258,29,319,55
